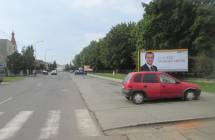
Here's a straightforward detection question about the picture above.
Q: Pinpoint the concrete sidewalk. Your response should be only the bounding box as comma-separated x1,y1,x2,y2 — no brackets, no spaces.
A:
106,119,215,140
87,74,122,83
72,74,215,140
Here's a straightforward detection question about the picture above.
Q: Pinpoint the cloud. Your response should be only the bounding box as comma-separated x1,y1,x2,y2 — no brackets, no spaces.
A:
0,0,152,64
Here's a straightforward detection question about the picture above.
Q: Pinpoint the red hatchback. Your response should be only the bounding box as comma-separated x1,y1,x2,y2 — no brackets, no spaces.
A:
122,72,201,104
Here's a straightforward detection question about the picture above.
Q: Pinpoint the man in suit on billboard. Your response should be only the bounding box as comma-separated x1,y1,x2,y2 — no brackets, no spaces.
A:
141,52,158,71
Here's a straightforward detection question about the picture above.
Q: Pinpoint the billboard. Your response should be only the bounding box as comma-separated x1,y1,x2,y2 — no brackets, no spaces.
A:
140,49,188,72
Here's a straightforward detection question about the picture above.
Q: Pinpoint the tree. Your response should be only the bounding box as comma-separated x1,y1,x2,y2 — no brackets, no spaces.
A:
104,22,136,71
22,45,35,74
7,51,23,74
73,54,82,68
135,0,215,74
72,0,215,75
53,61,57,69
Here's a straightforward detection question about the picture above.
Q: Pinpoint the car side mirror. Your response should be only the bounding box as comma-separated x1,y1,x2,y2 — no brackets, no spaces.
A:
176,81,180,84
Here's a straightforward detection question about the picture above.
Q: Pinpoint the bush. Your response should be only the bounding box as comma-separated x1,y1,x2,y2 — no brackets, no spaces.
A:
189,56,214,76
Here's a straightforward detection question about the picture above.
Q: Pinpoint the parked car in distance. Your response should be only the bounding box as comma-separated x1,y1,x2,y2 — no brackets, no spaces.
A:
69,70,74,73
50,70,57,75
122,71,201,104
42,70,48,75
74,70,87,75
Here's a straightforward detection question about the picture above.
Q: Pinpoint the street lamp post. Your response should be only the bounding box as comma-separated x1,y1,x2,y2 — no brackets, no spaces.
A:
44,49,52,70
33,40,44,74
44,49,52,62
34,40,44,59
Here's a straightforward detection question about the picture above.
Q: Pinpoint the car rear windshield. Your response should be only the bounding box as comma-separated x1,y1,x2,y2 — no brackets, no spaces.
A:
123,73,132,83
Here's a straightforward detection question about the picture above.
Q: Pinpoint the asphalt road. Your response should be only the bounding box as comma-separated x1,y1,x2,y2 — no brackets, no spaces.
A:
0,72,126,140
1,72,215,140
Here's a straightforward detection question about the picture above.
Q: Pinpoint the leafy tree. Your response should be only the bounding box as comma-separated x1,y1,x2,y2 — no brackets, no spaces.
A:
22,45,35,74
7,51,23,74
53,61,57,69
72,0,215,75
105,23,136,71
73,54,82,68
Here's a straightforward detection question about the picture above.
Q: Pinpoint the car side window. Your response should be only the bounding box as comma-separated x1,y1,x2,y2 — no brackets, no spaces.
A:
160,74,176,84
133,74,142,83
143,74,158,83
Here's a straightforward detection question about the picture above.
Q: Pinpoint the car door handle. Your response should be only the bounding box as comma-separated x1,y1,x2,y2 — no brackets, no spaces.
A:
162,85,165,87
144,85,147,88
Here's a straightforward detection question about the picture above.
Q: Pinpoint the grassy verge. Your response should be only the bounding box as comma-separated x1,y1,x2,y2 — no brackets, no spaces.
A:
2,76,23,82
92,73,215,93
185,79,215,93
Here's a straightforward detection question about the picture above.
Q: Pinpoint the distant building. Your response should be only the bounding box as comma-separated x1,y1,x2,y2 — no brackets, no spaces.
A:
57,65,65,72
0,32,17,68
84,65,93,72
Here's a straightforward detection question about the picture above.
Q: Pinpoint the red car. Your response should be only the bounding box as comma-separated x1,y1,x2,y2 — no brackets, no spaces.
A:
122,72,201,104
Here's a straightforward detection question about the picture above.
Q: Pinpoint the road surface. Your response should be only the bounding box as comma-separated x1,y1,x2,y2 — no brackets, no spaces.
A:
0,72,125,140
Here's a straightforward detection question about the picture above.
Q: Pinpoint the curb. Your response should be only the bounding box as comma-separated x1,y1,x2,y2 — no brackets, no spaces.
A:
87,74,122,83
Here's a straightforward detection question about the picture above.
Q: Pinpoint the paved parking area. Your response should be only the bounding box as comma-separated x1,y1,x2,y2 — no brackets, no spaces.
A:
71,74,215,132
72,74,215,139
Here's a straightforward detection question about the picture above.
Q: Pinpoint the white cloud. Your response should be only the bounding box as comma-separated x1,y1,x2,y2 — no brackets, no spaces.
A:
0,0,152,64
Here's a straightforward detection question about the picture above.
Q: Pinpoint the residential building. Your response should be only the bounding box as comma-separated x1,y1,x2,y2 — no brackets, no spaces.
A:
0,32,17,68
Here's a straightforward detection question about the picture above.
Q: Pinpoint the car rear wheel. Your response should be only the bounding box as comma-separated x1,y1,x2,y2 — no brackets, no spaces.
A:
132,93,144,104
184,90,199,101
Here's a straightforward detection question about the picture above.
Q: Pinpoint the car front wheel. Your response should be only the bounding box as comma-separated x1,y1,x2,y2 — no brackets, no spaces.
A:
132,93,144,104
184,90,199,101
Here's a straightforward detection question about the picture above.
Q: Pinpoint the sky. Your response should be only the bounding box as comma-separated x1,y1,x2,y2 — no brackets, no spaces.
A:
0,0,151,64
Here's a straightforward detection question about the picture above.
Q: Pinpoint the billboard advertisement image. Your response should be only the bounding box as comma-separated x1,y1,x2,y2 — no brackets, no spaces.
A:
140,49,188,72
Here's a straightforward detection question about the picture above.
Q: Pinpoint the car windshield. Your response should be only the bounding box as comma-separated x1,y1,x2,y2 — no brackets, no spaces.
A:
161,73,181,83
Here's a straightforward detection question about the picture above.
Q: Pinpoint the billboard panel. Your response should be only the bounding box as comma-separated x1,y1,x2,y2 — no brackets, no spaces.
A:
140,49,188,72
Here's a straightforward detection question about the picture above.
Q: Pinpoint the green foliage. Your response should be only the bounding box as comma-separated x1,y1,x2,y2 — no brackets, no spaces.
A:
72,0,215,75
22,46,35,73
73,23,137,71
7,46,36,75
7,51,23,74
64,63,76,71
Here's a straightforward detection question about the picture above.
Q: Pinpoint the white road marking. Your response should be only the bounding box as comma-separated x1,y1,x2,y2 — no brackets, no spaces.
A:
0,111,33,140
75,109,101,136
0,97,12,105
39,110,61,140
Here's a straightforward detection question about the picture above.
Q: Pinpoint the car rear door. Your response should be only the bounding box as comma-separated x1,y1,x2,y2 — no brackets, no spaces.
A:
159,74,182,98
142,73,161,99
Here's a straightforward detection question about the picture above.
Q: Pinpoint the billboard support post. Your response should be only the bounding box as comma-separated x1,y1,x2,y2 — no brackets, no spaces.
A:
137,49,140,72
